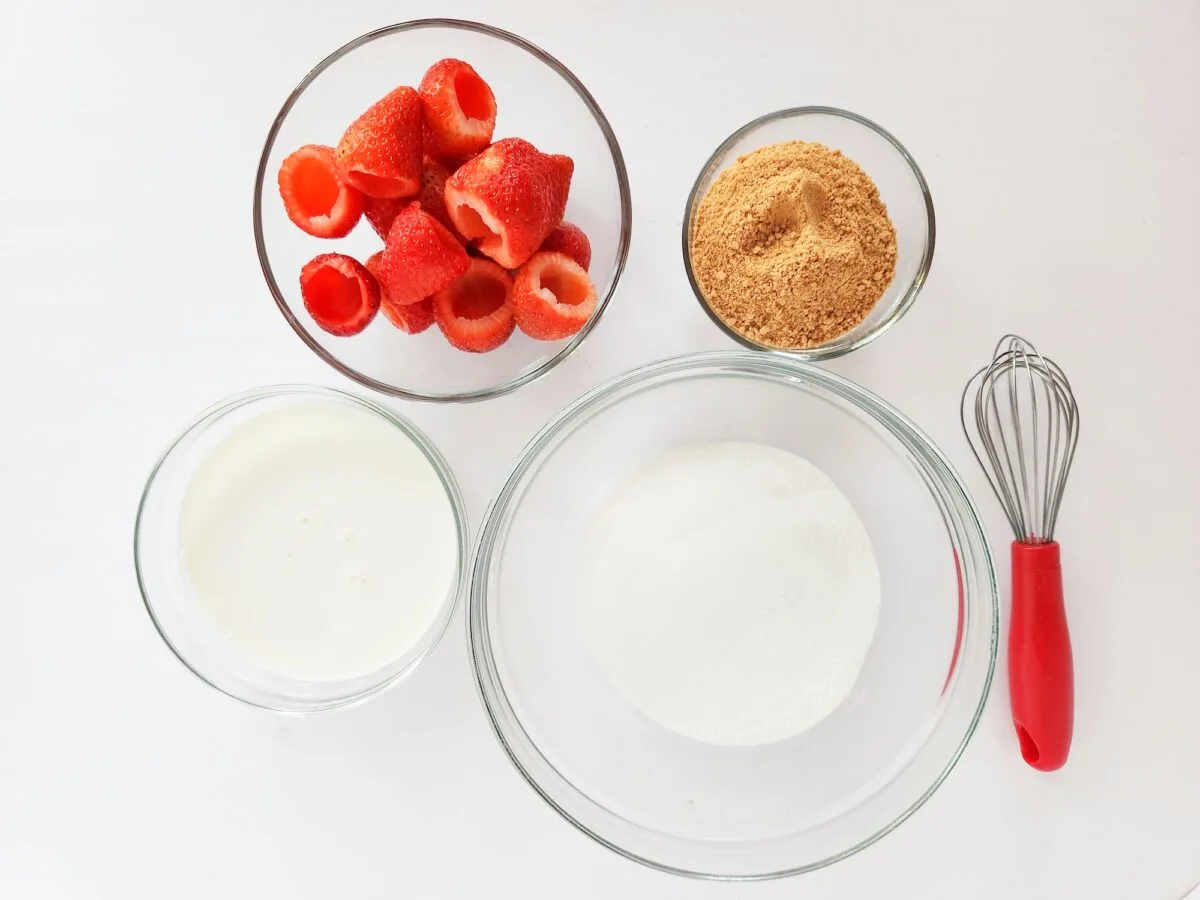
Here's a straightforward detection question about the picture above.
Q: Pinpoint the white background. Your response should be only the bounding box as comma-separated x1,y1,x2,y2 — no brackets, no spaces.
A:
3,0,1199,896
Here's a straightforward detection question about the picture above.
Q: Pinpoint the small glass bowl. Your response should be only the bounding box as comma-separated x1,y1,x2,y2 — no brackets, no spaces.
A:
134,386,468,712
683,107,935,359
469,352,996,879
254,19,632,402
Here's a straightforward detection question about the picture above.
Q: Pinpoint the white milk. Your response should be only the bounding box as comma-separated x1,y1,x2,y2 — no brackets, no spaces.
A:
177,399,458,682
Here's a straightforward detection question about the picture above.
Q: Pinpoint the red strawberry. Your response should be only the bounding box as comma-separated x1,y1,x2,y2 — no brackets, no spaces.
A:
364,250,384,279
365,252,434,334
445,138,574,269
383,296,435,335
420,124,472,171
440,151,478,173
376,202,469,306
336,86,422,199
511,251,597,341
277,144,365,238
299,253,380,336
362,157,456,241
419,59,497,159
538,222,592,270
433,258,515,353
418,156,457,235
363,196,405,241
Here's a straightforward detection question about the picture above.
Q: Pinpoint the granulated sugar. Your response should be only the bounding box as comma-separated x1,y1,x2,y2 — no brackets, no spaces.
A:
576,441,880,747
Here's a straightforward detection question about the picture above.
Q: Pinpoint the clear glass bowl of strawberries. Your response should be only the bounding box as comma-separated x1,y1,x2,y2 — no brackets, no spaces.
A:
254,20,632,401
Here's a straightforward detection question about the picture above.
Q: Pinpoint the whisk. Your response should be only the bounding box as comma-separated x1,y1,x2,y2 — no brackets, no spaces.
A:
961,335,1080,771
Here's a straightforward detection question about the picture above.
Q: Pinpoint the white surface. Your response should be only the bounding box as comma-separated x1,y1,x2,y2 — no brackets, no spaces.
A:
1,0,1198,896
577,441,880,747
178,399,458,682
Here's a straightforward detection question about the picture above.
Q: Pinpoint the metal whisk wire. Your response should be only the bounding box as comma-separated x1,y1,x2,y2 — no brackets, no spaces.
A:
960,335,1079,544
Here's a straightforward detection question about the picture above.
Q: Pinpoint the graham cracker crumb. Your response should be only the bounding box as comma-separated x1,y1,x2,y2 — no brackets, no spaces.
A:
689,141,898,350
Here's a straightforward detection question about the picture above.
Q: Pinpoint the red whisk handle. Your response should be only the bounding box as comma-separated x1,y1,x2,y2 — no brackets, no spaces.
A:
1009,540,1074,771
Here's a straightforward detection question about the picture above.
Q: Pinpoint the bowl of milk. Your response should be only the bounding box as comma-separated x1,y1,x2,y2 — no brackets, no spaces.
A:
135,385,467,712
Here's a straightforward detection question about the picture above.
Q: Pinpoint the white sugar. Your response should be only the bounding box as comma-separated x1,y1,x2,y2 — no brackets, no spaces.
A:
576,441,880,747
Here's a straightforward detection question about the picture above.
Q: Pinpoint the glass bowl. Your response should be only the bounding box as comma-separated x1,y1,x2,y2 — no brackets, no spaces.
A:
682,107,935,360
134,385,468,712
253,20,632,402
468,352,996,879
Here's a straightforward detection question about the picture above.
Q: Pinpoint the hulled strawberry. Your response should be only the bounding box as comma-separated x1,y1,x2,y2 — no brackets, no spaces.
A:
538,222,592,270
336,86,422,199
444,138,574,269
277,144,365,238
376,202,469,306
299,253,380,336
365,252,435,334
511,251,597,341
433,257,515,353
419,59,497,159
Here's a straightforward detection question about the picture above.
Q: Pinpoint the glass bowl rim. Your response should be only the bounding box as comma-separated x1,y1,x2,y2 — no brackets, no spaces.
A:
467,350,997,879
252,18,633,403
681,106,936,361
133,383,471,713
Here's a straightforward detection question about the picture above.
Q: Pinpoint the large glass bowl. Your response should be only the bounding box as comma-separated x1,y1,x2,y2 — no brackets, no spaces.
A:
469,352,996,879
134,385,469,712
683,107,935,360
254,20,631,402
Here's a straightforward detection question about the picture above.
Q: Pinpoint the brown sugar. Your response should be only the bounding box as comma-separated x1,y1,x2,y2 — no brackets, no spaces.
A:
689,141,898,349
